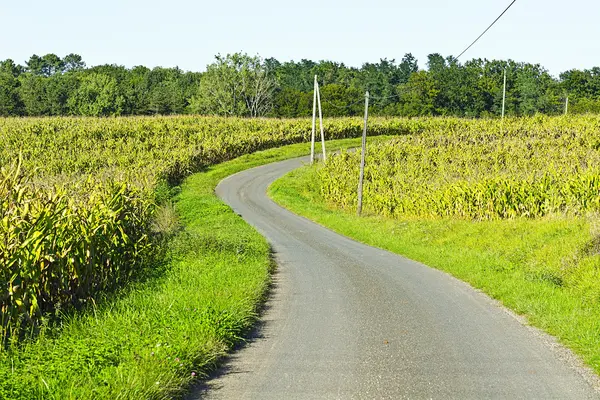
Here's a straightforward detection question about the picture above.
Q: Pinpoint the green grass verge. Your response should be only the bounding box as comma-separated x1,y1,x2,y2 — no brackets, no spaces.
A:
269,165,600,376
0,136,393,400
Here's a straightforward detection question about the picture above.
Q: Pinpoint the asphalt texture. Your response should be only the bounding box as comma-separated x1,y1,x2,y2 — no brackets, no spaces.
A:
194,155,600,400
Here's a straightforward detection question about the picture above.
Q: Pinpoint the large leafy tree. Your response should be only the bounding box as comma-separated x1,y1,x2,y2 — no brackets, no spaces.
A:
398,71,439,117
189,53,277,117
0,60,23,116
0,76,21,116
68,73,124,116
146,67,187,115
270,87,312,117
319,84,363,117
19,74,49,115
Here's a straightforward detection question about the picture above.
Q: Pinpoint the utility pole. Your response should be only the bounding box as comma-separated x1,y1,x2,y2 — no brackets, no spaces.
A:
565,96,569,115
502,68,507,119
357,91,369,217
310,75,317,164
316,80,326,162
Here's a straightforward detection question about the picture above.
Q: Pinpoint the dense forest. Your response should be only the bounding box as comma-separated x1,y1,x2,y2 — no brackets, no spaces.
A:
1,52,599,118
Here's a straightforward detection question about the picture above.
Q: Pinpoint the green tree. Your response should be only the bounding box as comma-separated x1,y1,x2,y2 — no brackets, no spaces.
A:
0,60,23,116
319,84,363,117
26,55,45,75
68,73,124,116
270,87,312,117
146,67,187,115
189,53,277,117
398,71,439,116
63,54,86,72
41,54,64,76
398,53,419,83
45,73,79,115
19,74,49,115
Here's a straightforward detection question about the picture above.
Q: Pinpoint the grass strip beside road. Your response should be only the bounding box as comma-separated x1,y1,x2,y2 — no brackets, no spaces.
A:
0,137,391,400
269,165,600,376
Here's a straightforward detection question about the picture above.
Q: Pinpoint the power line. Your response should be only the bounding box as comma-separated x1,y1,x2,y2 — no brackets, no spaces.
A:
321,98,365,110
455,0,518,60
321,93,401,110
370,94,401,101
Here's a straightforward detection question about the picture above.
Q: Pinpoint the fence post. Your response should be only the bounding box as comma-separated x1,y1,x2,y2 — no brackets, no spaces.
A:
357,91,370,216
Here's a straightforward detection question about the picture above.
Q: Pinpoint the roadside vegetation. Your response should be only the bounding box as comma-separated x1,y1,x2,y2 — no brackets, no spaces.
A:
0,129,388,399
1,116,403,344
269,114,600,375
3,113,600,396
0,118,387,399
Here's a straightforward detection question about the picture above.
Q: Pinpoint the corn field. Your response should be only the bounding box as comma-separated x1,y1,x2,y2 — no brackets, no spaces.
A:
0,115,434,346
6,115,595,346
319,115,600,220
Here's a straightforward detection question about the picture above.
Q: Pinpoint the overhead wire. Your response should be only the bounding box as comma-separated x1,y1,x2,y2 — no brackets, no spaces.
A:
320,93,401,110
455,0,518,60
315,1,518,110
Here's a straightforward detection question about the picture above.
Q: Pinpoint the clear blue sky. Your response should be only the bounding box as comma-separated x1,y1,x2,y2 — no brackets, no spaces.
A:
1,0,598,77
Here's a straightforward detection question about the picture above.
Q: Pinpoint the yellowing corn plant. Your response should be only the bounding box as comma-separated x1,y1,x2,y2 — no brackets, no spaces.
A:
0,159,153,345
319,115,600,220
0,115,428,345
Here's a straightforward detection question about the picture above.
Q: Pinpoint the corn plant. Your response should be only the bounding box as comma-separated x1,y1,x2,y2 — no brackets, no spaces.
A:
319,115,600,220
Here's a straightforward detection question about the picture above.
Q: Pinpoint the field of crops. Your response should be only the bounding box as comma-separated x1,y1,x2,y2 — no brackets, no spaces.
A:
5,114,598,348
2,114,600,396
0,115,438,345
320,115,600,220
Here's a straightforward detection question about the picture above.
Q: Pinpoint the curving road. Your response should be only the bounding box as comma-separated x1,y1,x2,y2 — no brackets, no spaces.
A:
194,155,599,399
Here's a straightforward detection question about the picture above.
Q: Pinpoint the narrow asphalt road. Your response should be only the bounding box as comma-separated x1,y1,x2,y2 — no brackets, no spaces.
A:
193,156,599,399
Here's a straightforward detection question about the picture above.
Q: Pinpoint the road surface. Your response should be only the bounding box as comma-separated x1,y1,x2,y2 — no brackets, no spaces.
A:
192,155,599,399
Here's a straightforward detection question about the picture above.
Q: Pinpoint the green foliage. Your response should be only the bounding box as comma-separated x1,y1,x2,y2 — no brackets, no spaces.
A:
270,165,600,377
4,52,600,118
0,69,21,116
0,137,373,399
570,97,600,114
0,116,408,345
319,84,363,117
397,71,439,116
270,87,312,117
0,161,153,344
319,116,600,219
189,53,277,117
68,73,125,116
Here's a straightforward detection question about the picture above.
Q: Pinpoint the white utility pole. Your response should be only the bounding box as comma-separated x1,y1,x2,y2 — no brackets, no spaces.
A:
357,91,369,217
502,68,507,119
316,80,326,162
310,75,317,164
565,96,569,115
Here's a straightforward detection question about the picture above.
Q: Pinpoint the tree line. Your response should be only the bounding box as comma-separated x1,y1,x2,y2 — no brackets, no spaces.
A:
1,52,599,118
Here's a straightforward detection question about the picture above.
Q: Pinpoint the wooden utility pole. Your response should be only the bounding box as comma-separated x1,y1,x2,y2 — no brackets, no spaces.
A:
357,91,369,217
311,75,317,164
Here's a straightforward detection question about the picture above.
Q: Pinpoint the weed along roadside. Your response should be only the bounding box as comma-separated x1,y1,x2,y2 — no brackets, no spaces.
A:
0,137,385,399
268,137,600,380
